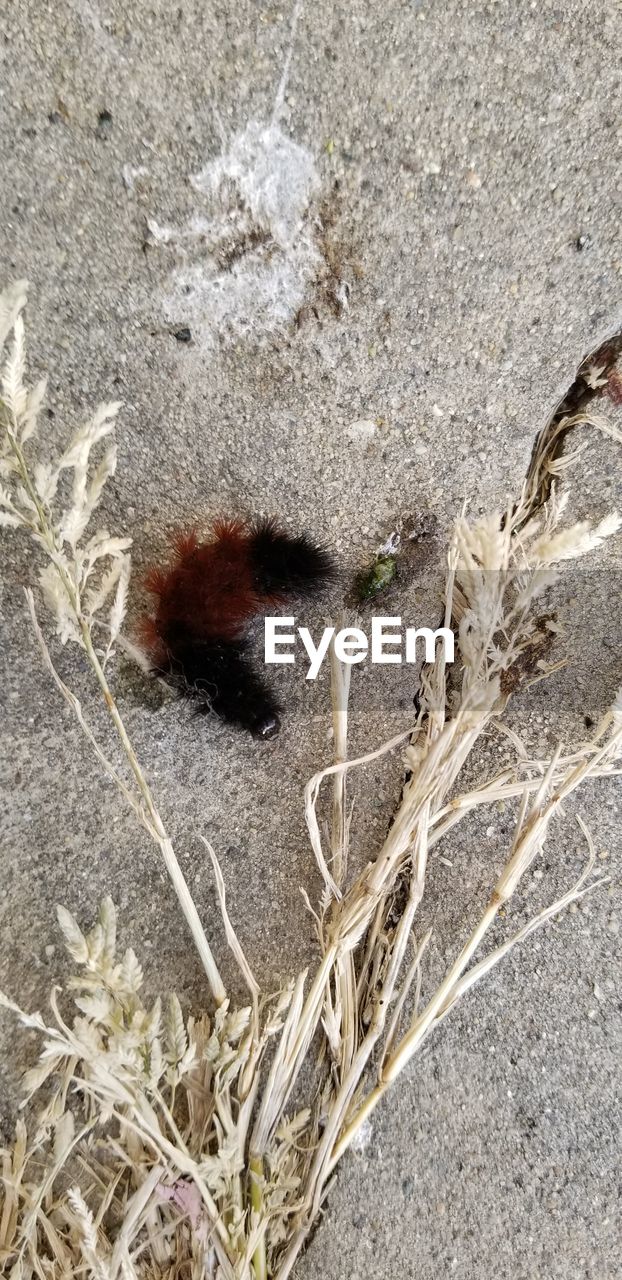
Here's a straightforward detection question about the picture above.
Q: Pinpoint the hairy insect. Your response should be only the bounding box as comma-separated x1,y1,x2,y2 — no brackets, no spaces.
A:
142,518,334,738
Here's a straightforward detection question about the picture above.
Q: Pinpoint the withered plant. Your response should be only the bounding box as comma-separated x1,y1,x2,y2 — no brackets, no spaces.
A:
1,282,621,1280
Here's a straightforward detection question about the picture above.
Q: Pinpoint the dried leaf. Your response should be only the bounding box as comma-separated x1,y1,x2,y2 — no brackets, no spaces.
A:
21,1053,65,1099
98,897,117,968
20,378,47,444
0,279,28,350
109,554,131,642
165,994,187,1064
56,905,89,964
74,991,114,1022
119,948,143,993
2,315,26,418
53,1110,75,1162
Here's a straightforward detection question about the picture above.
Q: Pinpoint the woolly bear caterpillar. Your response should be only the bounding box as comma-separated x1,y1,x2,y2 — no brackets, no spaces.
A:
141,517,334,738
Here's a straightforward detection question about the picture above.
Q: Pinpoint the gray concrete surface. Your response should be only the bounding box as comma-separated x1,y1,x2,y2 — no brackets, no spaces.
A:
1,2,620,1277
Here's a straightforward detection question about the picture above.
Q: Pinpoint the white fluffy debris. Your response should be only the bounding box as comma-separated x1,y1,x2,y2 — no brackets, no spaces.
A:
349,1117,374,1154
150,121,321,345
191,121,318,251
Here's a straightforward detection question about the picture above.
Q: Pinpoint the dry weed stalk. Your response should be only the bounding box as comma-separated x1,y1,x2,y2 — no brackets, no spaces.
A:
1,284,621,1280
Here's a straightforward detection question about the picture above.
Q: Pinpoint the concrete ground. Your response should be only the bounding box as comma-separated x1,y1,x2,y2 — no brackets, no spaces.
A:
1,2,620,1277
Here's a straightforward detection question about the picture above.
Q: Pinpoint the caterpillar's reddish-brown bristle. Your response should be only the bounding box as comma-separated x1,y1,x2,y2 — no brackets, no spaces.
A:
136,615,167,666
172,528,200,561
141,521,259,653
144,565,169,597
211,516,249,545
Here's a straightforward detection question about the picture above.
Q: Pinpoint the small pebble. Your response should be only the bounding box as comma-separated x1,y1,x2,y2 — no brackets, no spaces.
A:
173,327,192,343
346,418,377,442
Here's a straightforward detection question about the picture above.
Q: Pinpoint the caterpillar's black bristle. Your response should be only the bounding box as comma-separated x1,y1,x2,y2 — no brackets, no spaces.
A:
249,518,335,597
159,638,282,738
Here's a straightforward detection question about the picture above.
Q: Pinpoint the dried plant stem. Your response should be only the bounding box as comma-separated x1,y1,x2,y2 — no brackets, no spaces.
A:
6,394,226,1004
32,589,225,1004
437,841,606,1025
250,1157,267,1280
327,640,357,1080
81,661,225,1001
330,729,621,1165
330,636,350,889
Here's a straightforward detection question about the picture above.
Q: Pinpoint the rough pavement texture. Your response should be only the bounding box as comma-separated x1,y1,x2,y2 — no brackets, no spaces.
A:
1,2,620,1277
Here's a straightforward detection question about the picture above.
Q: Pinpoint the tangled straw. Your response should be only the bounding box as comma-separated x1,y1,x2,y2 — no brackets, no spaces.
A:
1,283,621,1280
